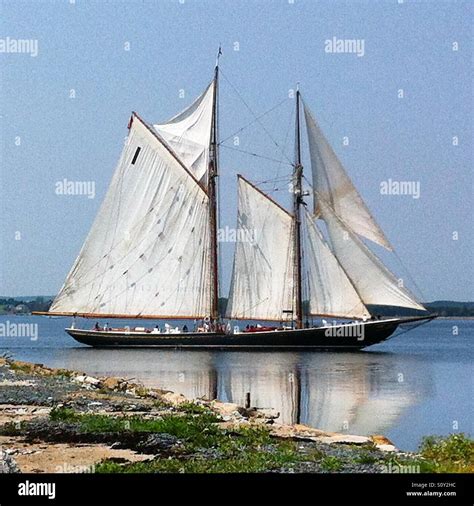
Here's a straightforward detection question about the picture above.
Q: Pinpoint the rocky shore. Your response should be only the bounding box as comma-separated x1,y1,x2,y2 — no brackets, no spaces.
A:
0,356,471,474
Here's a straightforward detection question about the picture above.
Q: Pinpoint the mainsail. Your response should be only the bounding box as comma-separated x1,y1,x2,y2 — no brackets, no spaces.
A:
154,82,214,183
226,176,295,321
302,209,369,319
319,199,425,311
303,101,392,250
50,113,212,318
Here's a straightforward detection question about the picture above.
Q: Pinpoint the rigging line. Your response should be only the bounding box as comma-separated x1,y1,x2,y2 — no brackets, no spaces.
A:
220,144,293,165
273,103,295,189
253,174,293,185
386,317,432,341
219,69,293,165
391,248,427,303
218,98,289,145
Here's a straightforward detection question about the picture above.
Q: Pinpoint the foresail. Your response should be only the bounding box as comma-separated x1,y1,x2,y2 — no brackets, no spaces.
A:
319,200,426,311
50,114,211,318
302,209,369,319
153,81,214,183
226,176,295,321
303,101,392,250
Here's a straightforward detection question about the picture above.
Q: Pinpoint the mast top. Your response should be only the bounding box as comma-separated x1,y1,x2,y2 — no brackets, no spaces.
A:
215,45,222,69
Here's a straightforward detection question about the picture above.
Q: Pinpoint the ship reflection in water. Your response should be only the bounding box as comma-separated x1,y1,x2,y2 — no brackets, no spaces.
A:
61,349,432,438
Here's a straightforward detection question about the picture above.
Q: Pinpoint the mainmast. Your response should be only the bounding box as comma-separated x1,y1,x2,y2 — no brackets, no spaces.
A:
293,88,304,329
208,48,221,322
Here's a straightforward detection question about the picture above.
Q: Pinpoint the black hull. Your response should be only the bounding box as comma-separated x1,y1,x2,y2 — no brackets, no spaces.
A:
65,316,433,350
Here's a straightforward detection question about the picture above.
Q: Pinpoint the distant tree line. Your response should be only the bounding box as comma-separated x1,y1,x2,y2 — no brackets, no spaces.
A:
0,297,53,314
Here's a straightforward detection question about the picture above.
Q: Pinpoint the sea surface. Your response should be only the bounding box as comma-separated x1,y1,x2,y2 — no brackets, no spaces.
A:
0,316,472,451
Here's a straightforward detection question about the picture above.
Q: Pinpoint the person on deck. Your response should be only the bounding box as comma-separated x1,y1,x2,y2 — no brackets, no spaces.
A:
182,324,188,333
94,322,100,331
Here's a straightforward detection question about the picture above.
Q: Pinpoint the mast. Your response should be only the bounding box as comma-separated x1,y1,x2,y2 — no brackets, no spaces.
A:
208,48,221,322
293,87,304,329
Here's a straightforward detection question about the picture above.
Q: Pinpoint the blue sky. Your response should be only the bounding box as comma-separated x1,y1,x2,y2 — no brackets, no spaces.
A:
1,0,472,301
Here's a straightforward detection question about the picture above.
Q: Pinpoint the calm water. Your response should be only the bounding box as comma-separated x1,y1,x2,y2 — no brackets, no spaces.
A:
0,316,472,451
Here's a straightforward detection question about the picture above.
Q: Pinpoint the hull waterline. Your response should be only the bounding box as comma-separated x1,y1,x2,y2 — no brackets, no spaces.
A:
65,316,434,350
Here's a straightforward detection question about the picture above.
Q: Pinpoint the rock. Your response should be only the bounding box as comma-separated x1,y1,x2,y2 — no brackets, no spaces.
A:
270,424,333,439
100,377,121,390
74,375,100,387
247,408,280,421
211,400,246,418
319,435,370,445
136,433,181,453
162,392,188,406
0,450,20,473
376,444,397,452
371,435,397,452
0,357,8,367
371,434,393,446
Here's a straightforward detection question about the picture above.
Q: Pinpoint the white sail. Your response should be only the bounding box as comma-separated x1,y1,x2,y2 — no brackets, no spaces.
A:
302,209,369,319
153,82,214,183
319,200,426,311
303,101,392,250
50,114,211,318
226,176,295,321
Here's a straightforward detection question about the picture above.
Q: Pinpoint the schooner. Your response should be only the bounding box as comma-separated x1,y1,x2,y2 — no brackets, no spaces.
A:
35,55,435,349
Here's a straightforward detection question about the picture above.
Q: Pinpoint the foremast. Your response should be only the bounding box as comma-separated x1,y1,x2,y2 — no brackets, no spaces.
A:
293,88,304,329
208,49,221,322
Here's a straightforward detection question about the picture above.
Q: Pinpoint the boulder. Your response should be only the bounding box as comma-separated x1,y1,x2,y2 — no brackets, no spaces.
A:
0,450,20,473
73,375,101,387
247,408,280,421
100,377,121,390
210,400,246,419
162,392,188,406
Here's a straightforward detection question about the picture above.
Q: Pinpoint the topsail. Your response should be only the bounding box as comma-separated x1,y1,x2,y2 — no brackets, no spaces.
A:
304,102,392,250
154,82,215,183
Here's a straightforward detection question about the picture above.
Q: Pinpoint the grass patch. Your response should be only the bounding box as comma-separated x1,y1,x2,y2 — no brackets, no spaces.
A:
179,401,214,416
49,407,222,448
96,438,307,473
353,451,379,465
8,361,35,374
418,433,473,473
320,456,343,472
49,407,78,422
0,421,27,436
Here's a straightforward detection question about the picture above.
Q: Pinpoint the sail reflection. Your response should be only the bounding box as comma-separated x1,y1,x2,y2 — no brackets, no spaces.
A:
61,349,432,436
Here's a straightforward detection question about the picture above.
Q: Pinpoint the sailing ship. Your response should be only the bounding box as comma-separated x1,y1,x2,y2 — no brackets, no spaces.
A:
34,54,435,349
